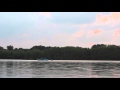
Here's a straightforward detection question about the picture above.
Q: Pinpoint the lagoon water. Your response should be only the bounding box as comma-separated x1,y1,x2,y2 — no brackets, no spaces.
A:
0,59,120,78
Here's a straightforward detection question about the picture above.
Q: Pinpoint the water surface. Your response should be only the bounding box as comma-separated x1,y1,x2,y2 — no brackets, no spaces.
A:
0,60,120,78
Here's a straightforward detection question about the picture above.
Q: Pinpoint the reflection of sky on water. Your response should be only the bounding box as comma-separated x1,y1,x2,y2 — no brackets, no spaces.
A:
0,60,120,78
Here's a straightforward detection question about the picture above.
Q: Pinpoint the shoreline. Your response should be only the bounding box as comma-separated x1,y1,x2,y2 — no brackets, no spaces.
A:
0,59,120,62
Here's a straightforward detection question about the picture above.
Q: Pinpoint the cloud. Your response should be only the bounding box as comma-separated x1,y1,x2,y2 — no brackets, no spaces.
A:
0,12,39,38
113,29,120,41
50,12,96,24
39,12,52,18
75,12,120,31
72,30,84,38
1,12,120,48
93,12,120,26
87,42,95,47
87,29,102,37
94,14,109,25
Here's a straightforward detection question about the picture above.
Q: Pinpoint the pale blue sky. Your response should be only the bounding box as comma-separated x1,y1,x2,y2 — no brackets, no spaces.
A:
0,12,120,48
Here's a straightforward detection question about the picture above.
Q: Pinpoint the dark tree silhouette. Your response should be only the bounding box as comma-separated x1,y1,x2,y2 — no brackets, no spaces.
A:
0,46,4,50
0,44,120,60
7,45,14,50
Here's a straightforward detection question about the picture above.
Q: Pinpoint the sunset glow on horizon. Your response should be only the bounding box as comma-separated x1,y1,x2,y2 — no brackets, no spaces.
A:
0,12,120,49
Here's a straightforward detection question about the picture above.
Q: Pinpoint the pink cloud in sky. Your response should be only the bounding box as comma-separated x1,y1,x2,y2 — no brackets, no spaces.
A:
75,13,120,35
51,34,78,46
39,12,52,18
87,42,95,47
37,12,120,48
76,12,120,29
87,29,102,37
113,29,120,40
49,33,95,48
3,12,120,48
95,14,109,25
72,30,84,38
94,12,120,26
39,33,85,47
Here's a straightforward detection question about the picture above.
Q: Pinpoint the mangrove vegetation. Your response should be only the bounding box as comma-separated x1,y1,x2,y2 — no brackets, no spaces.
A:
0,44,120,60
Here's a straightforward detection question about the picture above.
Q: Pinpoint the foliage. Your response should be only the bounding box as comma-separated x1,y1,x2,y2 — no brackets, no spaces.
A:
7,45,14,50
0,44,120,60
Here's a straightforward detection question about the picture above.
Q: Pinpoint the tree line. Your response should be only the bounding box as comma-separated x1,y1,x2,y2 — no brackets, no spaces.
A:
0,44,120,60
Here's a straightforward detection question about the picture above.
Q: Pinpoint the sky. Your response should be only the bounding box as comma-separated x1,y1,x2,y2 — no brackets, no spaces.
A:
0,12,120,49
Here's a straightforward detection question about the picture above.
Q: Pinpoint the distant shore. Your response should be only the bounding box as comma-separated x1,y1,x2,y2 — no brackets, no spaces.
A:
1,44,120,60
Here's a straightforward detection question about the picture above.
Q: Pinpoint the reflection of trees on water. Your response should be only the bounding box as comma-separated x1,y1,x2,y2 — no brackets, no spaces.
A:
30,62,93,78
3,61,47,78
30,62,51,78
73,63,92,78
1,61,120,78
32,62,94,78
0,61,34,78
6,62,14,77
0,62,7,78
0,61,14,78
14,62,33,78
0,61,93,78
91,63,120,78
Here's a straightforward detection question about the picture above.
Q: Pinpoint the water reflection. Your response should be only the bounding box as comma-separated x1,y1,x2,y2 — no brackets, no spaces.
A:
0,60,120,78
91,63,120,78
